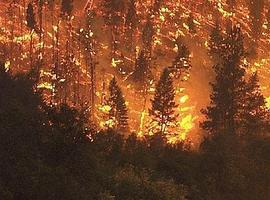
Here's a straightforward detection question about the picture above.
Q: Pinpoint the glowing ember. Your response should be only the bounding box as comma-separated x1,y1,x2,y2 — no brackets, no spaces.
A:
37,82,53,90
4,60,10,71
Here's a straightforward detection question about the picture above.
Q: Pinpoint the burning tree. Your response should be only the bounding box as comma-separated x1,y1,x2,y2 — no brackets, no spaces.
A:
59,0,75,104
241,72,270,136
149,68,178,136
132,50,151,87
201,25,270,137
169,39,192,80
37,0,44,61
208,22,224,63
77,9,98,120
125,0,138,50
1,0,270,145
107,77,129,132
201,26,246,136
26,2,37,68
102,0,126,58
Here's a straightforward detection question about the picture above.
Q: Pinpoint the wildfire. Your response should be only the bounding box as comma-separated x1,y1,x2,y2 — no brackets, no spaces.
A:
217,0,233,18
171,92,198,143
179,114,197,140
1,0,270,146
37,82,53,90
98,104,114,128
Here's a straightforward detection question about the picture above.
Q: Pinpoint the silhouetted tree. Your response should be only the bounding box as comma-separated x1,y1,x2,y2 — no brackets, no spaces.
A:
149,68,178,135
169,39,191,80
132,50,151,87
241,72,270,136
108,77,129,131
200,25,270,200
208,22,224,63
201,26,246,136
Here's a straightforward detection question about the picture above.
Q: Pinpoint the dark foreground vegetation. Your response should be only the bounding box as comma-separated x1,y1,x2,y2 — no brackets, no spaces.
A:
0,62,269,200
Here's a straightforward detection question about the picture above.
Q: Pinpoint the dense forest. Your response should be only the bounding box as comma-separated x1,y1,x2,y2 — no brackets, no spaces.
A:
0,0,270,199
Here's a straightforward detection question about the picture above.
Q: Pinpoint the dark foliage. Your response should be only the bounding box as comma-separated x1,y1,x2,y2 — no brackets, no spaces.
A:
132,50,151,87
0,54,269,200
108,77,129,131
169,39,192,80
149,68,178,135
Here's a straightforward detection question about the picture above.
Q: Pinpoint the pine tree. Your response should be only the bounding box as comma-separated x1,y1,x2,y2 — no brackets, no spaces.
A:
149,68,178,135
208,22,224,63
201,26,246,136
241,72,270,136
108,77,129,131
132,50,151,87
200,28,249,198
169,39,191,80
